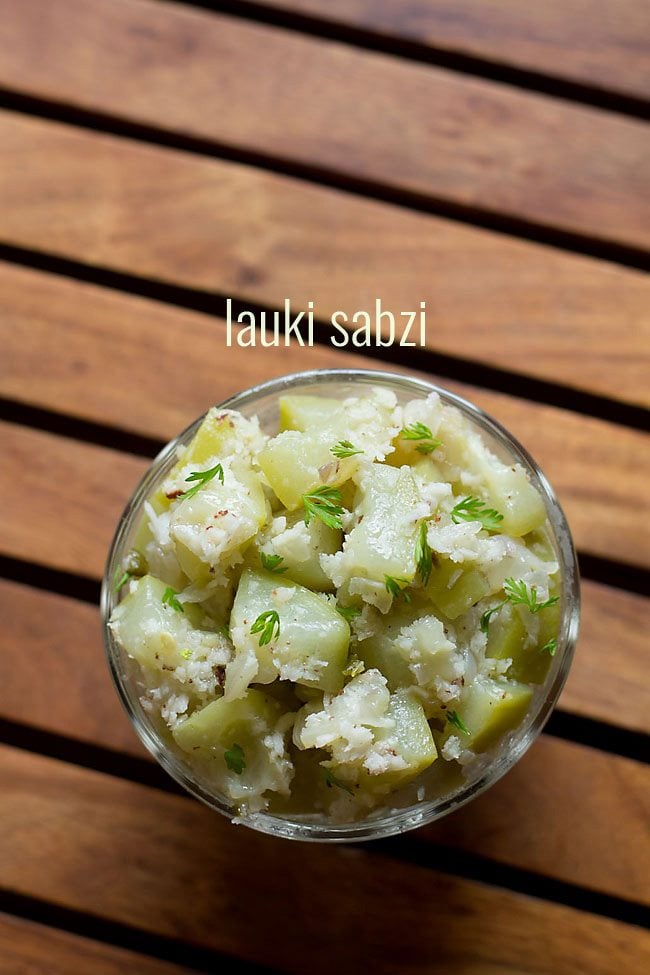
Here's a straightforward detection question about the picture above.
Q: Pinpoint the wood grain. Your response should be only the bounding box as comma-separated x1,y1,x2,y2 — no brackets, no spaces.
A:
1,119,647,410
0,913,199,975
1,577,649,903
0,422,147,579
2,576,647,741
3,746,649,974
2,261,650,428
2,297,650,571
256,0,650,103
1,0,648,251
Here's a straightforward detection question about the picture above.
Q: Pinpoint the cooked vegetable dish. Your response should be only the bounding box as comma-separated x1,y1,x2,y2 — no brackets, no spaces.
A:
109,388,560,821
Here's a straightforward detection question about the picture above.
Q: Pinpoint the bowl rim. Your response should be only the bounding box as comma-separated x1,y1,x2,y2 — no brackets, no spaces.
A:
101,368,580,842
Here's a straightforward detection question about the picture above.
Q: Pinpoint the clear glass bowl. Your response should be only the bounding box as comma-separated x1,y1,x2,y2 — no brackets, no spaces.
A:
101,369,580,841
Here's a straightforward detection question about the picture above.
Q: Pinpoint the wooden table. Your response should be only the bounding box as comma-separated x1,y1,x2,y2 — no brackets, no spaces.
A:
1,1,649,972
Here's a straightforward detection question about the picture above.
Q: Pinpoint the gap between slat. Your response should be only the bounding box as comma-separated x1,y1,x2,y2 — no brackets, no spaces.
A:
178,0,650,120
1,246,648,433
0,91,648,272
1,724,648,930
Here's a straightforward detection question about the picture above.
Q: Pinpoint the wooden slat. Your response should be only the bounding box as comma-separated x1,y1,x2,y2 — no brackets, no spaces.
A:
0,1,648,251
1,123,648,412
2,577,649,904
0,423,146,580
257,0,650,104
564,582,650,735
2,576,647,741
3,746,649,974
0,913,199,975
3,298,650,574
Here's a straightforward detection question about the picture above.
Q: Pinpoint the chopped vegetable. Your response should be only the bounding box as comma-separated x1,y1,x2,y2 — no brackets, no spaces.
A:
224,743,246,774
110,386,562,823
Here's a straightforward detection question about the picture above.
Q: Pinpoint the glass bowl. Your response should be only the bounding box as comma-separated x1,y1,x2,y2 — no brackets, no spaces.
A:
101,369,580,841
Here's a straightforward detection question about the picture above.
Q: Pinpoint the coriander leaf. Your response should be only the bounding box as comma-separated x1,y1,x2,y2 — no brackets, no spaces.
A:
323,767,354,796
224,743,246,775
113,549,147,592
401,421,433,441
451,496,504,532
540,637,557,656
336,605,362,623
447,710,470,735
343,657,365,679
250,609,281,646
480,603,506,634
181,649,192,660
113,568,132,593
302,486,345,531
260,552,288,574
400,421,442,454
162,586,184,613
415,521,433,586
415,441,442,455
180,462,224,500
503,578,560,614
384,575,412,603
331,440,363,459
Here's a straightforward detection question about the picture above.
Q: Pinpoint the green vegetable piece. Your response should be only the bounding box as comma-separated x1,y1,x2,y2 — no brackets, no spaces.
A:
334,464,420,591
224,743,246,774
336,605,361,623
173,689,290,803
330,691,437,798
426,559,491,620
229,569,350,694
440,677,533,753
109,575,220,672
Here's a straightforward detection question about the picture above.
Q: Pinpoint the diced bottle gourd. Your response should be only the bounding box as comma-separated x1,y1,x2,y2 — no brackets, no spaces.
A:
439,677,533,753
229,568,350,694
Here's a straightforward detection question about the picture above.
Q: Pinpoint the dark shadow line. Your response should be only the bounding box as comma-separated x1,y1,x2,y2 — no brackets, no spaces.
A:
0,888,283,975
169,0,650,121
1,717,648,932
1,245,648,436
369,835,650,930
0,90,648,272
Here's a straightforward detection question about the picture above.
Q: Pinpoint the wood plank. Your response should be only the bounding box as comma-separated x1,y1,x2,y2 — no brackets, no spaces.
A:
2,260,649,424
1,1,648,251
3,297,650,574
3,746,649,973
2,575,647,742
257,0,650,104
1,577,648,904
1,118,648,409
0,913,200,975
